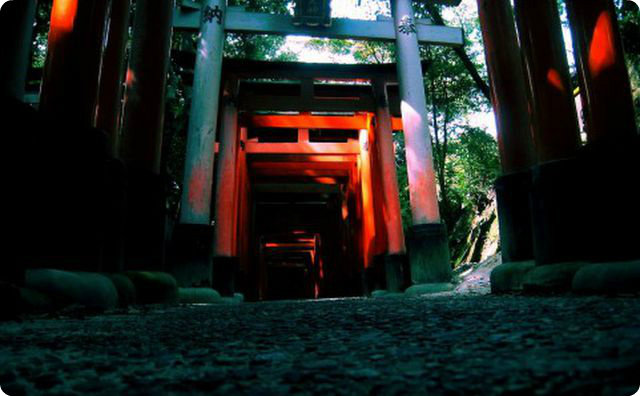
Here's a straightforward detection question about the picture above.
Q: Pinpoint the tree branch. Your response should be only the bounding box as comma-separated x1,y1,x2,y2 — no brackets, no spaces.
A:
425,4,492,103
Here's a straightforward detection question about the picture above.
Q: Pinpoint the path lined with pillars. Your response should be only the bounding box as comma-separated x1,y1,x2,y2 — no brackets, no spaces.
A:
175,0,463,293
2,0,637,297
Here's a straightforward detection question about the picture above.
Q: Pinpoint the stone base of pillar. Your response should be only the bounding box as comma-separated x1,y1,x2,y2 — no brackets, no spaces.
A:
168,224,214,287
530,158,584,265
532,138,640,267
101,158,127,274
384,254,407,292
490,260,536,294
123,167,167,272
364,254,407,294
364,255,385,295
407,223,452,284
212,256,237,297
572,260,640,295
495,170,534,263
578,136,640,262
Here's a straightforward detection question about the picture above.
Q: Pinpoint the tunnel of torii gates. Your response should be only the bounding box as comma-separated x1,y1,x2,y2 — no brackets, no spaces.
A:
0,0,638,300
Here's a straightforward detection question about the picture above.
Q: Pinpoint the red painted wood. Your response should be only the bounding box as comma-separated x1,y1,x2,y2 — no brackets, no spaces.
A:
477,0,537,173
40,0,110,127
514,0,581,162
566,0,637,142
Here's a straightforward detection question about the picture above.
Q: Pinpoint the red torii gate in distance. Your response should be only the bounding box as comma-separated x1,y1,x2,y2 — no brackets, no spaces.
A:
170,56,436,298
174,0,464,297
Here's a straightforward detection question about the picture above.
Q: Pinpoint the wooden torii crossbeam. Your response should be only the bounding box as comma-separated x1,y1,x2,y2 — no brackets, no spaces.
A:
174,5,464,47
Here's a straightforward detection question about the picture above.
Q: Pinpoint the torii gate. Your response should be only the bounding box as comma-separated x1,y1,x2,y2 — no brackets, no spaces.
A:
174,0,464,295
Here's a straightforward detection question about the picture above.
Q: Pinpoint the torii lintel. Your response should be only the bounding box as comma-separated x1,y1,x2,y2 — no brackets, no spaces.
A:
173,5,464,47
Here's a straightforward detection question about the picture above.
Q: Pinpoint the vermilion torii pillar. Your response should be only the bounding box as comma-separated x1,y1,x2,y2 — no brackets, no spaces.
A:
477,0,536,175
565,0,639,264
0,0,37,100
120,0,174,173
180,0,226,225
513,0,583,267
40,0,110,127
212,97,239,296
392,0,451,285
477,0,537,268
360,125,377,274
565,0,638,142
96,0,132,155
373,80,406,291
514,0,581,162
118,0,174,271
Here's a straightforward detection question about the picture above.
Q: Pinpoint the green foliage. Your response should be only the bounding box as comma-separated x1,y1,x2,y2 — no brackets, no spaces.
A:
391,133,413,229
306,38,395,64
616,0,640,127
224,0,297,60
31,1,52,69
447,127,500,210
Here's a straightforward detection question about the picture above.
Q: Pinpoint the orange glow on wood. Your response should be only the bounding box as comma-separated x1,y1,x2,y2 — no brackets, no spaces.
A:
125,69,136,88
391,117,404,131
248,114,369,130
359,128,377,270
50,0,78,33
245,141,360,155
546,69,565,92
589,10,616,77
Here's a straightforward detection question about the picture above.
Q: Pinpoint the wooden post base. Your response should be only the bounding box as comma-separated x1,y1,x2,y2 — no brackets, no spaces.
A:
212,256,237,297
530,158,584,265
495,170,534,263
169,224,214,287
407,224,452,284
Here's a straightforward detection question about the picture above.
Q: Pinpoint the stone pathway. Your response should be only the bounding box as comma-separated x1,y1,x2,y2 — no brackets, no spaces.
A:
1,295,639,395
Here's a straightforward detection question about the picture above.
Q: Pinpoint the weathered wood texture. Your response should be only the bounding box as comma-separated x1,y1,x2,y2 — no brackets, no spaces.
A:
174,6,463,46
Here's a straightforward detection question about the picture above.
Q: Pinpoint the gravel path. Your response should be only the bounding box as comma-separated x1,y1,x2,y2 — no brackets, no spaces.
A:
1,295,639,395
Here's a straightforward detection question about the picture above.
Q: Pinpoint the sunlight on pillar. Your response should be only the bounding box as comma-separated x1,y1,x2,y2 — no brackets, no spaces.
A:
546,69,565,92
187,164,211,218
399,100,440,224
359,128,376,269
399,101,421,173
199,38,209,59
125,69,136,88
50,0,78,33
589,11,616,77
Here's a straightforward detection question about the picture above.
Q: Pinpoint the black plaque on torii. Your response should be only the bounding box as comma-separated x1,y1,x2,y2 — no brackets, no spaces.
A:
292,0,332,27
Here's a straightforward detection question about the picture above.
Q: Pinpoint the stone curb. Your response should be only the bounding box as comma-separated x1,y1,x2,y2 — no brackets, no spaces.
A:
572,260,640,295
371,290,405,298
522,262,590,292
178,287,222,304
25,269,119,310
490,261,535,293
123,271,178,304
405,283,455,297
108,274,137,307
